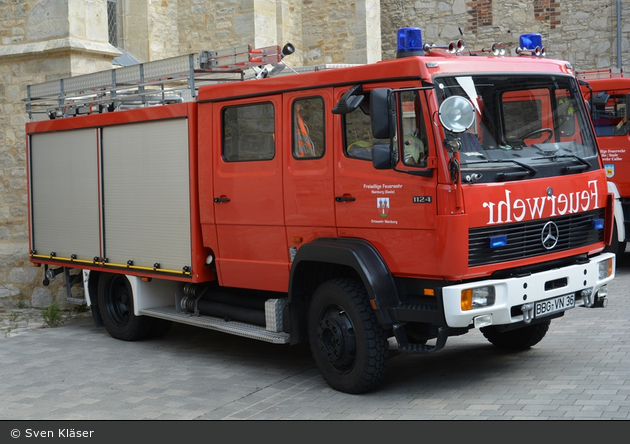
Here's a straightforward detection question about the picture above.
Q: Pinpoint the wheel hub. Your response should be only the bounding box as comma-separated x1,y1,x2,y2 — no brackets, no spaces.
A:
316,308,356,370
105,276,132,326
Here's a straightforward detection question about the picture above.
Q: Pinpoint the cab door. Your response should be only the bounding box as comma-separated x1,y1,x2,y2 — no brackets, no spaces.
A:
283,91,336,249
333,86,440,277
213,96,289,291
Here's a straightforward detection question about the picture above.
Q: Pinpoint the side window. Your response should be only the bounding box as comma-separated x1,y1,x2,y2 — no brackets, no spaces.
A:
399,90,428,167
222,102,275,162
293,97,325,159
592,93,629,136
555,92,576,137
344,94,388,160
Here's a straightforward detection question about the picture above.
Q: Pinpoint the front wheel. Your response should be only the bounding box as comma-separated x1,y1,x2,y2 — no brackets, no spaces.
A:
481,320,550,350
604,222,626,259
308,278,389,394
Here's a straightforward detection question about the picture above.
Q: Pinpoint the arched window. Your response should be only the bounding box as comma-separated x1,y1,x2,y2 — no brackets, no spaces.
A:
107,0,118,47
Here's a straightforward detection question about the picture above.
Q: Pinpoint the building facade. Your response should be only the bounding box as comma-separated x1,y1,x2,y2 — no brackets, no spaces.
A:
0,0,628,307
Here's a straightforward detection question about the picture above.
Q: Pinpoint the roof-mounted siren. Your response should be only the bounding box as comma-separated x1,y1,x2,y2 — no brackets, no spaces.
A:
468,42,506,56
440,39,466,54
489,42,506,56
396,27,465,58
516,33,546,57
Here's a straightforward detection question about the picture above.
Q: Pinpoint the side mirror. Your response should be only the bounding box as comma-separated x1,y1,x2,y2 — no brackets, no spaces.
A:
372,144,393,170
592,91,610,111
370,88,395,139
332,84,364,114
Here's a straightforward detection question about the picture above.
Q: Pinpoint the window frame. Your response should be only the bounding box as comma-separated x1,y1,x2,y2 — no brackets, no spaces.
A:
291,96,326,160
221,101,276,163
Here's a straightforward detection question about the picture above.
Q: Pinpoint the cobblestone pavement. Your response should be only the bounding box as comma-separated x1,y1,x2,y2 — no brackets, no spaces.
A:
0,307,91,339
0,255,629,420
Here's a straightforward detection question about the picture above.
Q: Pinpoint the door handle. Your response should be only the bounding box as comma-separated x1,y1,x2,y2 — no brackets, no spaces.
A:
335,195,356,202
214,196,230,203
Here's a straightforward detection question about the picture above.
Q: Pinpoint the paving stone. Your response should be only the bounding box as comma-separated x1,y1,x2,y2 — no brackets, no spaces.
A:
1,258,629,420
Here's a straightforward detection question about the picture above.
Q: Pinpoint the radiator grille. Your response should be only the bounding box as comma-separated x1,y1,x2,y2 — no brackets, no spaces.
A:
469,209,605,267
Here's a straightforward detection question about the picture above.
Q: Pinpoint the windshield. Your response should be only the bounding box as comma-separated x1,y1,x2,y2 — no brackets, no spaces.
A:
435,74,599,182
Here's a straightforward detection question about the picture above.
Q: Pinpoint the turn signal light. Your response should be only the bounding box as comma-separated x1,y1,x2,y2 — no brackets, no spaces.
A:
461,289,473,311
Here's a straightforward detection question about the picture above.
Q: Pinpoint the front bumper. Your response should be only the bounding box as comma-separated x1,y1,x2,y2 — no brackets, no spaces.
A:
442,253,615,329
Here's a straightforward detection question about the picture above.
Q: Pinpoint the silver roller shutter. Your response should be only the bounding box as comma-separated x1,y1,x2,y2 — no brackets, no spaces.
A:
101,119,191,272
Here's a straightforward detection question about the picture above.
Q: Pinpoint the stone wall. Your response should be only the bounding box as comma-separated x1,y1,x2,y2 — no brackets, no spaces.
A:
300,0,381,65
380,0,629,71
176,0,305,66
174,0,379,67
148,0,179,60
177,0,279,56
0,0,119,309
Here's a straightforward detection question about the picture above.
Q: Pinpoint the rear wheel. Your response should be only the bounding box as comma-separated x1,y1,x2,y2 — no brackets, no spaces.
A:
308,278,389,394
481,320,550,350
98,273,161,341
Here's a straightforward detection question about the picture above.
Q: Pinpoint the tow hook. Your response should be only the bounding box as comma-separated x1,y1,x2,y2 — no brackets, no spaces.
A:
581,289,595,308
521,303,534,324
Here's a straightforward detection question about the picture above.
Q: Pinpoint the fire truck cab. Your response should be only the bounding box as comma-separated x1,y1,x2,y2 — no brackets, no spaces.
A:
578,68,630,257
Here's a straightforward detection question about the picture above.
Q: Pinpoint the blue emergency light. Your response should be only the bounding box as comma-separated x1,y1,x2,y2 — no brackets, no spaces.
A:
519,33,543,51
489,235,508,249
396,27,424,58
592,218,605,230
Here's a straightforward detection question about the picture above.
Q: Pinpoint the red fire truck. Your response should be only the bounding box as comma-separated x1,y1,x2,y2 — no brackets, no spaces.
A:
24,29,615,394
577,69,630,257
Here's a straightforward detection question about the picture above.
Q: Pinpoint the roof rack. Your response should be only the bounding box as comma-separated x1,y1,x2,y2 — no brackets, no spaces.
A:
25,44,285,120
576,68,624,81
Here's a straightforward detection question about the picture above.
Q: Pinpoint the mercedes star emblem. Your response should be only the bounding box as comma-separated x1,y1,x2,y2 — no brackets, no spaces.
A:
541,221,559,250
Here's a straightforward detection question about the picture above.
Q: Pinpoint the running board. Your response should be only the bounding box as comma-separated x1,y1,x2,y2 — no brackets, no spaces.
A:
139,306,291,344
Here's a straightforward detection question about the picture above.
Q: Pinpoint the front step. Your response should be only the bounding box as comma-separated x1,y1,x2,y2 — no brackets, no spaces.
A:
139,306,290,344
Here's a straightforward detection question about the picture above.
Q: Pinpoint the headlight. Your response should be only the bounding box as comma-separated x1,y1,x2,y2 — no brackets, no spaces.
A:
461,286,496,311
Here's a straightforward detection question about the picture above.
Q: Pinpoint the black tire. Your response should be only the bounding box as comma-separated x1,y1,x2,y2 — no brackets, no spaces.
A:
308,278,389,394
149,318,173,338
481,320,550,350
604,222,626,258
97,273,155,341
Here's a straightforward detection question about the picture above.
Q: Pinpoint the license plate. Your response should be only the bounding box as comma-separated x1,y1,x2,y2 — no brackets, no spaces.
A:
534,294,575,318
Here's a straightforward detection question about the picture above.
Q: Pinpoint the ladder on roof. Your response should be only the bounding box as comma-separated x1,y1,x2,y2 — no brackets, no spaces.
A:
576,68,624,81
25,44,284,120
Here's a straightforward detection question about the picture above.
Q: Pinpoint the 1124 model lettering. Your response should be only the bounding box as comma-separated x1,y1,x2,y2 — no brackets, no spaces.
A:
413,196,432,203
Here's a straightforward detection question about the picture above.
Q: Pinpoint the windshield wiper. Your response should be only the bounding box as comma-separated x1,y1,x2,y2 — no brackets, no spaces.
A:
463,158,538,181
532,154,591,174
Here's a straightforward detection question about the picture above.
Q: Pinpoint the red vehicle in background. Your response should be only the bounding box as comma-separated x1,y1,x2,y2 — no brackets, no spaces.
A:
24,29,615,394
578,69,630,257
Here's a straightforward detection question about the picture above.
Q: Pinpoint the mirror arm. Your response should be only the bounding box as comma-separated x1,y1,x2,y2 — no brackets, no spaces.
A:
393,167,434,177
